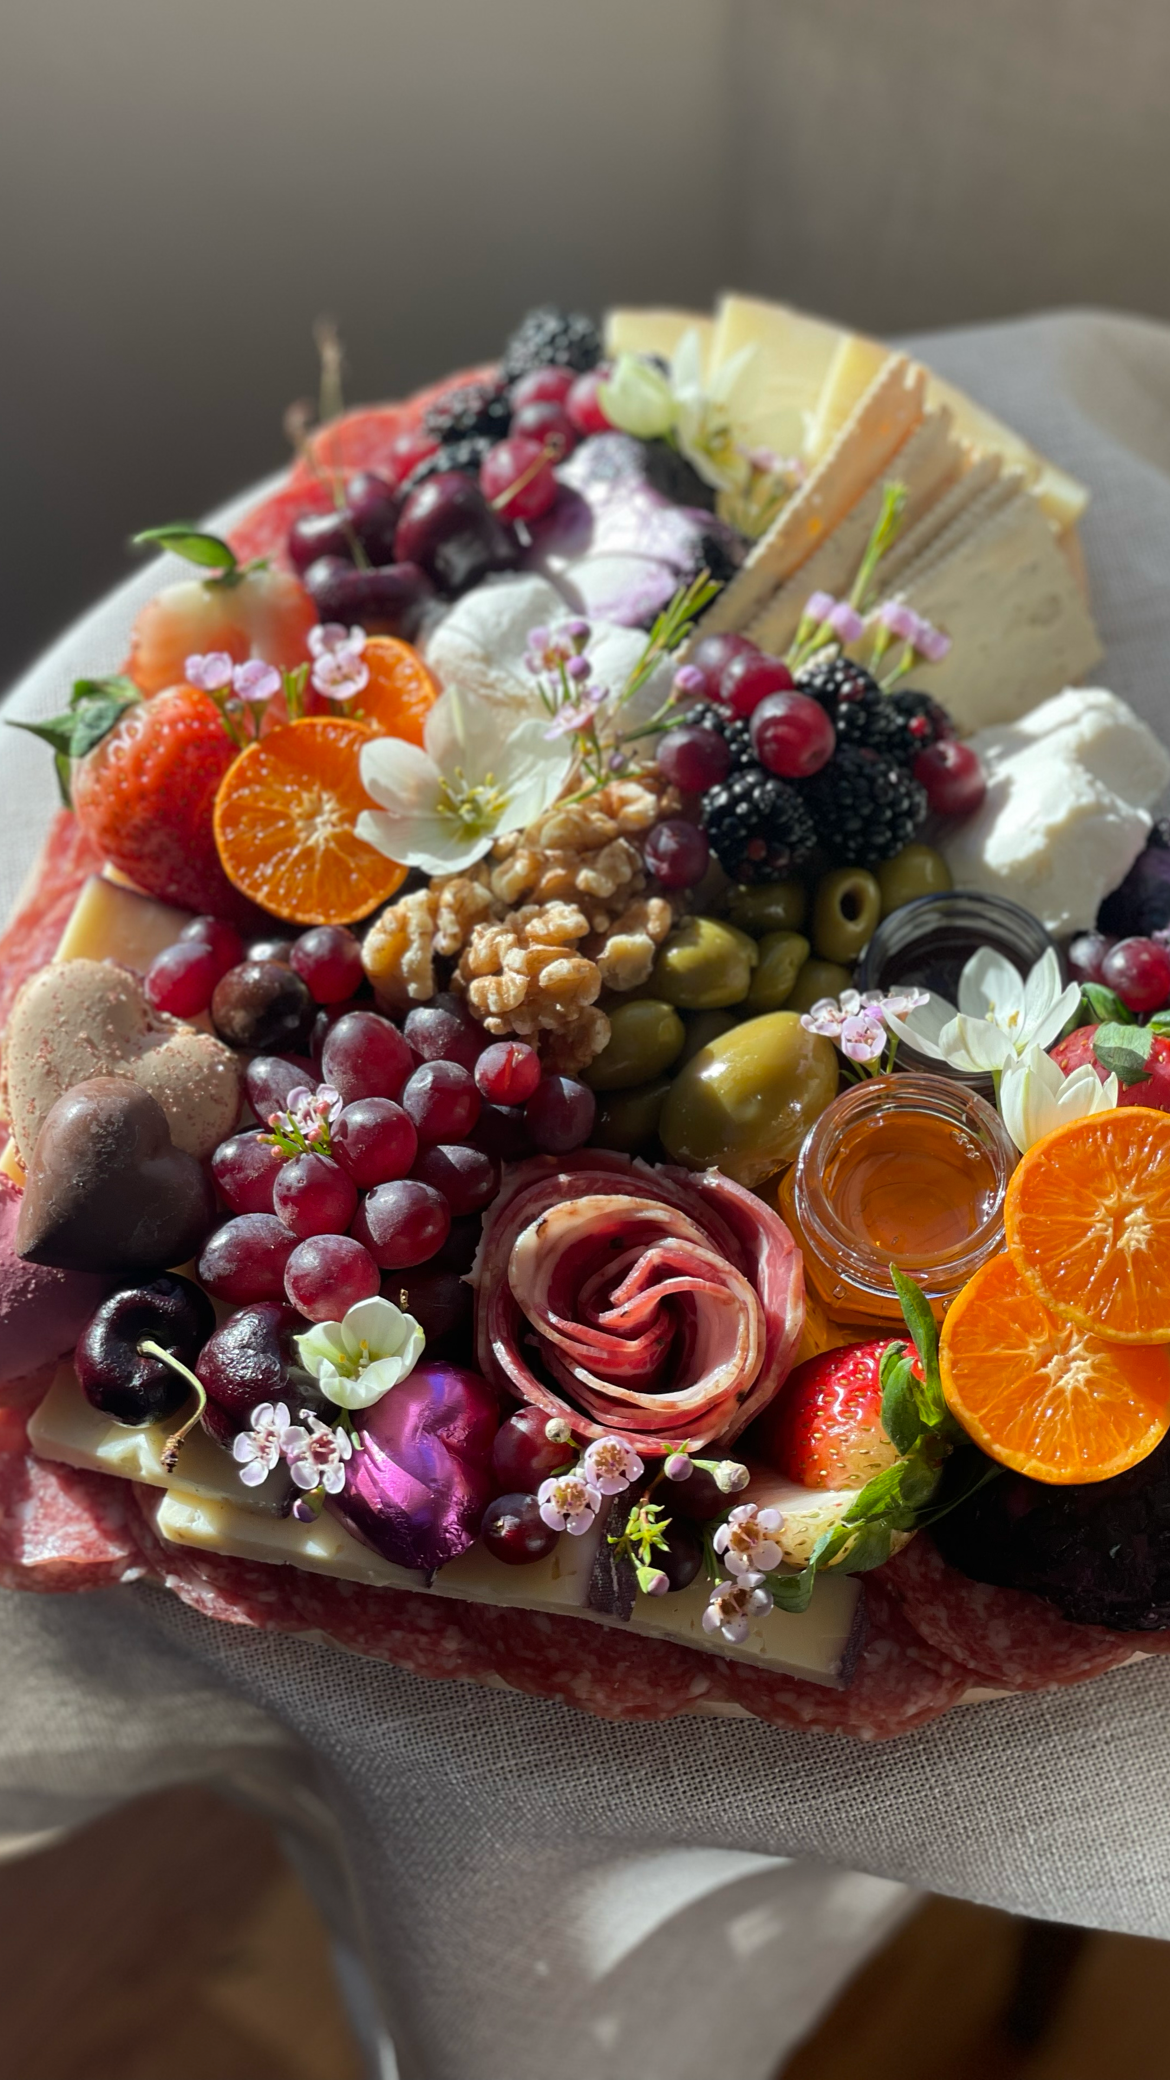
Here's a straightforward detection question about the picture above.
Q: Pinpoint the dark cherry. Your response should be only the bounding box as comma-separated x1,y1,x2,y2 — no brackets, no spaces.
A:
429,1215,483,1275
393,473,520,596
288,508,356,574
662,1463,727,1523
196,1301,323,1433
303,556,434,637
393,1266,474,1359
211,961,313,1052
491,1405,571,1491
75,1273,215,1426
656,1516,704,1592
469,1102,534,1164
345,471,403,565
480,1492,559,1566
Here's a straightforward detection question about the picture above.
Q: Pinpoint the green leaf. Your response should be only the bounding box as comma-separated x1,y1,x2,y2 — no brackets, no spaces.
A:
70,675,139,708
7,677,138,784
770,1570,817,1613
1081,983,1135,1027
132,525,238,573
836,1522,894,1574
1092,1021,1154,1087
880,1346,924,1456
890,1267,946,1423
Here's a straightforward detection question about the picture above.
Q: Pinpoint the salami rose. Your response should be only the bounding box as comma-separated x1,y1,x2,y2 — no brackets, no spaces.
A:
474,1152,804,1453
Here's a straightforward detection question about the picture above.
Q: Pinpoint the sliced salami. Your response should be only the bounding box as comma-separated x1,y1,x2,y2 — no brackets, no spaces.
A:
282,1572,493,1688
0,1378,142,1593
461,1604,730,1722
0,811,103,1034
723,1578,970,1740
880,1535,1137,1689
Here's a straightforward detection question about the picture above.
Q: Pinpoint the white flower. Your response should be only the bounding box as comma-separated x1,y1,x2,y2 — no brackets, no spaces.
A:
537,1472,603,1536
231,658,283,705
309,622,370,700
581,1435,644,1495
712,1459,751,1495
185,649,236,692
998,1042,1119,1153
712,1503,785,1578
357,684,573,875
283,1412,353,1494
598,354,675,440
309,622,367,659
296,1296,425,1412
231,1401,292,1487
670,330,759,495
701,1577,773,1645
885,948,1081,1076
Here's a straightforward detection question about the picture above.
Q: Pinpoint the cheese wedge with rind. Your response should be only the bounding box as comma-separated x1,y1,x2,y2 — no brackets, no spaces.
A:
603,308,714,379
706,295,845,461
53,874,191,972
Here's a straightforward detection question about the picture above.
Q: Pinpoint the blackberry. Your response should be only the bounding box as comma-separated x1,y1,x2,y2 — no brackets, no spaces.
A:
401,436,494,497
701,767,817,883
423,378,511,444
883,689,956,764
501,307,602,383
680,703,754,773
641,440,717,513
803,745,927,866
796,656,904,760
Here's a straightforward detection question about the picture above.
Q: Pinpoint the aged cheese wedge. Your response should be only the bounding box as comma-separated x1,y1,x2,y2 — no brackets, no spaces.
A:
805,333,891,463
603,307,715,377
926,374,1089,530
706,295,845,461
53,874,192,971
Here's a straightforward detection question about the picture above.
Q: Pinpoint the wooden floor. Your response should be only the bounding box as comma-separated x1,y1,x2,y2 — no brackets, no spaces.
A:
2,1788,1169,2078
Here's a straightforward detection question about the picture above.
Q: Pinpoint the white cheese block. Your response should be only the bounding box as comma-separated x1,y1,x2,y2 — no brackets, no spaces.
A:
941,688,1170,934
53,874,192,971
707,295,845,460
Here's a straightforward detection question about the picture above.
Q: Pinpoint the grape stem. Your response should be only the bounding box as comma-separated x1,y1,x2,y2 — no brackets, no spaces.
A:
138,1339,208,1472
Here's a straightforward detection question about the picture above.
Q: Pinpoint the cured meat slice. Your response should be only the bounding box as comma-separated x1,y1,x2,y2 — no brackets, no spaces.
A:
0,1374,142,1593
0,811,103,1035
880,1535,1137,1689
283,1571,494,1687
461,1604,729,1721
723,1578,969,1740
475,1152,803,1452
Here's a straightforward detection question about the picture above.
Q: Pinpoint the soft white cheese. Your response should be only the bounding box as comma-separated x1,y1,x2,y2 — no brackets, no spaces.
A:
940,687,1170,934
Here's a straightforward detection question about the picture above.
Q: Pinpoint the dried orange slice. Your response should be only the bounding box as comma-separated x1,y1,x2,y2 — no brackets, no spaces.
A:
939,1252,1170,1483
213,717,406,926
349,637,438,746
1005,1107,1170,1344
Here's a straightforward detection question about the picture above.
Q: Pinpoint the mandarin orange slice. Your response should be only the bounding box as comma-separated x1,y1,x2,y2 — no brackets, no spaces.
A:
213,717,406,926
1004,1106,1170,1344
349,636,439,746
939,1251,1170,1483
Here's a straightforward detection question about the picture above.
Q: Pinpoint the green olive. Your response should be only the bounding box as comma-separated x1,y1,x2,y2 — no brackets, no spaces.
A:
744,931,811,1013
812,868,882,964
658,1012,839,1186
726,881,808,936
583,998,686,1091
677,1008,739,1068
784,958,854,1014
590,1076,672,1153
877,842,953,916
649,917,758,1010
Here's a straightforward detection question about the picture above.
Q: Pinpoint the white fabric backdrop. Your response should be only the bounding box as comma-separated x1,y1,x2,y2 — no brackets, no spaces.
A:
4,309,1170,2079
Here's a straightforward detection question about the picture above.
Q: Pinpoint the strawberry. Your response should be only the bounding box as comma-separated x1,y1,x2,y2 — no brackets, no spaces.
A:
752,1340,909,1490
1050,1022,1170,1111
71,686,260,926
126,564,316,697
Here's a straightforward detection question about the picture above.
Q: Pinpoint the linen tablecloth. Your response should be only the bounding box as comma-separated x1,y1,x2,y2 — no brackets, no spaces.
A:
3,309,1170,2080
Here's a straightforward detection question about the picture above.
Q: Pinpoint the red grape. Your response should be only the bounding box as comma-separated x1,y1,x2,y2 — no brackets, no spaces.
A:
284,1234,380,1320
245,1054,317,1119
352,1179,451,1268
179,915,244,972
273,1152,358,1238
662,1462,726,1522
1100,937,1170,1015
402,1060,481,1144
247,936,296,965
509,401,576,458
404,996,483,1071
510,366,575,410
212,1131,285,1215
471,1104,533,1163
656,723,731,793
144,939,220,1018
412,1142,500,1217
474,1041,541,1105
383,428,440,488
913,740,987,819
750,690,836,779
524,1076,595,1153
290,925,364,1004
321,1010,413,1103
690,632,757,701
656,1518,703,1591
332,1098,417,1187
719,652,794,719
1068,932,1114,986
431,1217,484,1274
480,1493,559,1565
566,368,612,436
480,435,559,522
643,818,709,890
492,1405,572,1490
396,1268,473,1355
197,1215,297,1304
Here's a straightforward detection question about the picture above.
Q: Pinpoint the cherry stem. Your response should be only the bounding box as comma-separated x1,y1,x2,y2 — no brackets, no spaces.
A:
138,1339,207,1472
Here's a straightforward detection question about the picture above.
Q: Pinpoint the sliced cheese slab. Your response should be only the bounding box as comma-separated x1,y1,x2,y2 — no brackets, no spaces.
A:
706,295,845,461
695,355,927,636
53,874,192,971
927,373,1089,530
884,491,1104,732
745,407,964,654
805,332,891,463
603,307,714,378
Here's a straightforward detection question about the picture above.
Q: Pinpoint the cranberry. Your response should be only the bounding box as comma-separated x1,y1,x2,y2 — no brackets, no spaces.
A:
321,1010,413,1104
290,925,364,1004
510,365,575,411
566,368,612,436
524,1076,595,1154
1100,937,1170,1015
644,818,710,890
480,1493,559,1565
402,1060,481,1144
145,939,221,1018
719,652,795,719
285,1234,380,1321
913,740,987,820
480,436,559,523
212,1131,285,1216
750,690,836,779
689,632,758,701
273,1152,358,1238
303,556,434,638
394,474,519,596
492,1406,572,1490
474,1041,541,1106
352,1178,451,1268
656,722,731,794
509,400,576,458
332,1098,417,1188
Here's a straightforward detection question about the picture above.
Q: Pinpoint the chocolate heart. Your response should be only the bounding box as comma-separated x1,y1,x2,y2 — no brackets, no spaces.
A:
15,1075,217,1275
3,958,242,1165
331,1360,499,1574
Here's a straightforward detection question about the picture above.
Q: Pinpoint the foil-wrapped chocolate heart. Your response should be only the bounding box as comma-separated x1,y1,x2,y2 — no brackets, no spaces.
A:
332,1360,499,1574
15,1075,217,1275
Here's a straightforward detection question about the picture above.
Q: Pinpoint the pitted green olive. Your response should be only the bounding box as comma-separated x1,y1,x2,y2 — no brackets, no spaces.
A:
590,1077,672,1153
649,917,758,1010
812,869,882,964
658,1011,839,1186
784,958,854,1014
744,931,810,1013
583,999,686,1091
726,881,808,936
677,1008,739,1068
877,843,953,916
